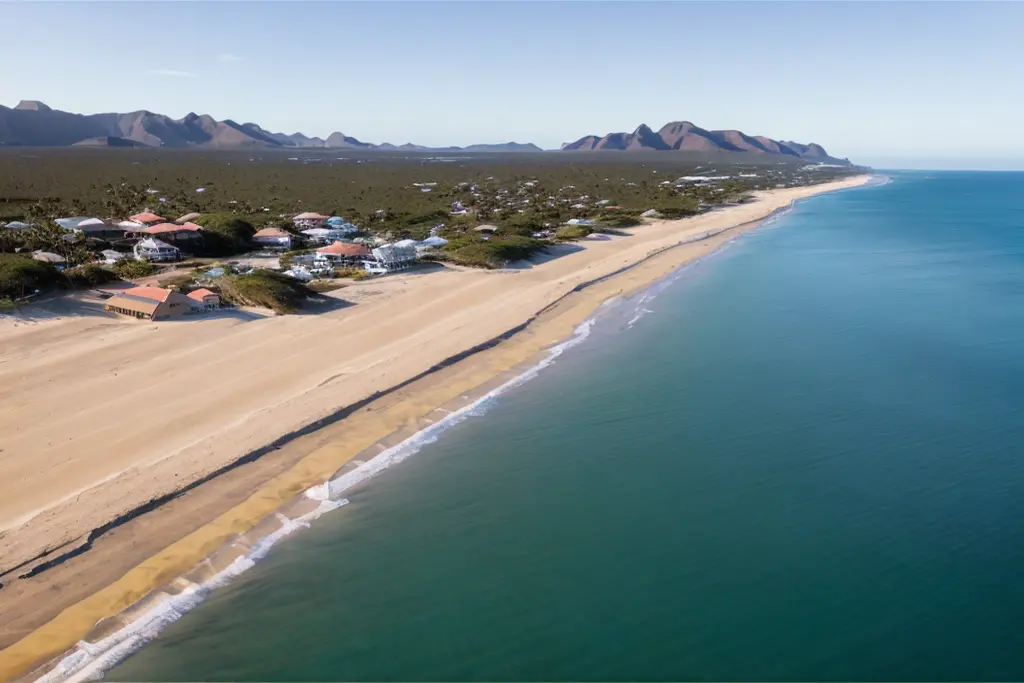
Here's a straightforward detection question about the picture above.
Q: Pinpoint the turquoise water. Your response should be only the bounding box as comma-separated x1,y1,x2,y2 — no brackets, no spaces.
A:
110,172,1024,681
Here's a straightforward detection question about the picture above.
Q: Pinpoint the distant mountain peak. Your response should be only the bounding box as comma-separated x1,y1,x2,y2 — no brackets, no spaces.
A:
564,119,844,162
15,100,51,112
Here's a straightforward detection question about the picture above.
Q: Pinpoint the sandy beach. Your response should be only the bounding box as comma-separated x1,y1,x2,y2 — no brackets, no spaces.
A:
0,175,870,681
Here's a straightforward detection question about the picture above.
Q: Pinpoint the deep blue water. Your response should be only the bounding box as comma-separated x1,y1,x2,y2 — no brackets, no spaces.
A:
110,172,1024,681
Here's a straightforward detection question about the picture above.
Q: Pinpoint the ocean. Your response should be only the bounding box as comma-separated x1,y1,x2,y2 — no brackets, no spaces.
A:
107,172,1024,681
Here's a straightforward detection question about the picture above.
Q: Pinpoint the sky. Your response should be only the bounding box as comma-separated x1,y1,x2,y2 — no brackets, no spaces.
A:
1,1,1021,170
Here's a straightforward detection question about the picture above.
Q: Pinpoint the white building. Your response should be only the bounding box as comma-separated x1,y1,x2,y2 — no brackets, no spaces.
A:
133,237,181,262
252,227,293,248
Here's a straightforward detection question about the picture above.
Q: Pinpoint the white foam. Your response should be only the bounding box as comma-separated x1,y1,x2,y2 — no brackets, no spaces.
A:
34,499,346,683
33,318,600,683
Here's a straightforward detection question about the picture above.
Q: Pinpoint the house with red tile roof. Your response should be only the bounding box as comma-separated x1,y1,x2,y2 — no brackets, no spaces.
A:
103,286,191,320
128,212,166,226
187,288,220,311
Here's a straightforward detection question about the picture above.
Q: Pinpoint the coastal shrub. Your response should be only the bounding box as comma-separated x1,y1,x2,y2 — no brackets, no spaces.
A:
111,258,157,279
218,269,317,314
335,267,371,280
63,263,119,288
555,224,592,241
441,235,546,268
157,273,196,292
599,214,641,229
307,280,348,293
0,296,16,312
195,213,256,256
0,253,60,298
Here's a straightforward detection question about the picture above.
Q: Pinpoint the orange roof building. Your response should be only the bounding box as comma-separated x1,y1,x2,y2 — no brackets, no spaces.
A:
105,287,191,320
129,212,166,225
317,241,371,258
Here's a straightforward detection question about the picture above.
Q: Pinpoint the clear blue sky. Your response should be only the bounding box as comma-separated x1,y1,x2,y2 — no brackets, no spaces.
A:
1,1,1021,169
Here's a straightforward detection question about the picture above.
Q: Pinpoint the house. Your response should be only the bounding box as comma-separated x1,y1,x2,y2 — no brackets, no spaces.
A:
135,222,203,247
133,237,181,262
128,212,166,226
103,287,191,321
3,221,35,231
252,227,293,248
186,288,220,311
316,240,371,263
100,249,124,264
325,217,359,234
292,212,330,229
32,250,66,264
66,218,128,241
301,227,355,244
371,244,417,271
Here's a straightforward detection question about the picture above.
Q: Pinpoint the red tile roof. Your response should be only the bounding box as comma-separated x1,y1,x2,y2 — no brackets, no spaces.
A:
317,241,371,257
294,212,329,221
253,227,291,238
137,222,194,235
123,286,174,303
187,288,218,301
129,212,166,224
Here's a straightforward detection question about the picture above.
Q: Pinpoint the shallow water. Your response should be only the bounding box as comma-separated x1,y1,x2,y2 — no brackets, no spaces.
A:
109,172,1024,681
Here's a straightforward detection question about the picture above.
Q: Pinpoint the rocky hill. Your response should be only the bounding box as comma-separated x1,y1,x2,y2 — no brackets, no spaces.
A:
562,120,845,162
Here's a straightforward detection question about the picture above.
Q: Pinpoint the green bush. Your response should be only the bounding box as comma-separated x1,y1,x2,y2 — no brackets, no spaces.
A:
599,215,641,228
335,267,371,280
112,258,157,279
441,235,547,268
218,269,316,314
195,213,256,256
555,224,592,241
0,253,60,298
63,263,119,288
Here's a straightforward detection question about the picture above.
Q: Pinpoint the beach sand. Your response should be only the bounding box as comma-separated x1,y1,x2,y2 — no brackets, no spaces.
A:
0,175,870,680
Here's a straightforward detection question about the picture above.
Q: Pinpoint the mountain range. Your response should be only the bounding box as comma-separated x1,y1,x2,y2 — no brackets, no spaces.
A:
561,121,843,161
0,101,542,153
0,101,845,162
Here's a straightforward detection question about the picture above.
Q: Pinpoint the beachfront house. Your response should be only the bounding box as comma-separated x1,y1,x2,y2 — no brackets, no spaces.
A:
187,288,220,312
100,249,124,264
103,286,191,321
316,240,371,264
133,237,181,262
370,244,417,271
252,227,294,249
292,212,330,230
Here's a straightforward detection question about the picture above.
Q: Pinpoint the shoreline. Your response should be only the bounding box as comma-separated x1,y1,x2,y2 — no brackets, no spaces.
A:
0,175,874,682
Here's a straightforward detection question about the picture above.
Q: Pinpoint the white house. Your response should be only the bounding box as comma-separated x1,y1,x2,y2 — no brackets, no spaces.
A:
370,244,417,271
133,237,181,262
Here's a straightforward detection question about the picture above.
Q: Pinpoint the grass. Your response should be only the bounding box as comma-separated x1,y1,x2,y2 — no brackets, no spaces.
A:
217,269,319,314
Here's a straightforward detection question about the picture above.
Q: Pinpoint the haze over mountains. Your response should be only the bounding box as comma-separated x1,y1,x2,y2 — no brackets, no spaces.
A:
562,121,843,162
0,101,846,162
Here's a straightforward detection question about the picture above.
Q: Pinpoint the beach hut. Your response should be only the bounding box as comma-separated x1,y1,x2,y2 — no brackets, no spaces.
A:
187,288,220,312
133,237,181,262
104,286,191,321
316,240,371,263
252,227,294,248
